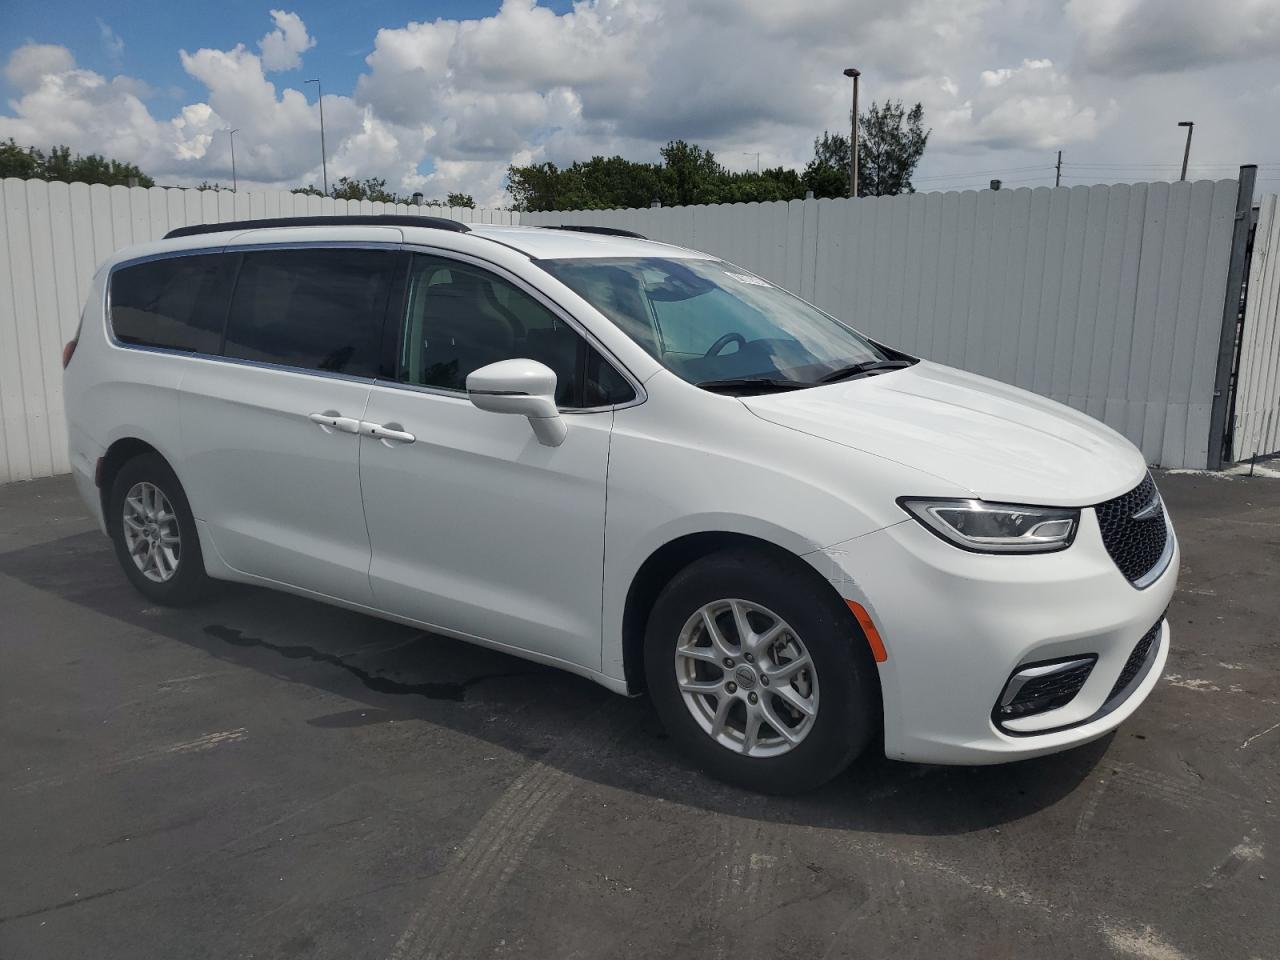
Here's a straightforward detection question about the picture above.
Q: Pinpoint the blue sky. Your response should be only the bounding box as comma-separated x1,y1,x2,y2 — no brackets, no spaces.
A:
2,1,1278,204
3,1,571,104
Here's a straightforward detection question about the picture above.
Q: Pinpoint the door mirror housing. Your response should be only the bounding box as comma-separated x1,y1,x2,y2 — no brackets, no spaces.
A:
467,358,567,447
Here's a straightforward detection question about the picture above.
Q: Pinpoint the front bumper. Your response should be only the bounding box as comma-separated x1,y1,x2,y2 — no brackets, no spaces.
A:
809,507,1178,765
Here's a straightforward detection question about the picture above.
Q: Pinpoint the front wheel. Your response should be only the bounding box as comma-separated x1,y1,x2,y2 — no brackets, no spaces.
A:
644,548,880,793
107,453,213,605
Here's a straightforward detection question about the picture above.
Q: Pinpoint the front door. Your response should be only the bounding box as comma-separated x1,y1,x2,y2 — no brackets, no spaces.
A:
359,253,633,669
180,245,403,604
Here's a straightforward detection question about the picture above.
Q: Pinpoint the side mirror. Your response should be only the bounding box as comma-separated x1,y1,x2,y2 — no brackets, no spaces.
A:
466,358,567,447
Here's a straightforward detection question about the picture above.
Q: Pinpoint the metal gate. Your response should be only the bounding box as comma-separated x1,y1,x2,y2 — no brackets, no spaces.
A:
1231,192,1280,463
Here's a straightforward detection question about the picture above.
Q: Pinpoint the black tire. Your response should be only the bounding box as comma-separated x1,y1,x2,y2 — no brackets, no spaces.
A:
644,547,879,794
107,452,213,605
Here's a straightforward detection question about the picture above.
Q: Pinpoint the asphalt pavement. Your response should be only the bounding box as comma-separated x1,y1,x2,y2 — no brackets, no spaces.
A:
1,471,1277,959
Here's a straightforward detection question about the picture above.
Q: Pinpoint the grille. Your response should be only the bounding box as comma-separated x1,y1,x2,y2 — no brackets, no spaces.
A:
1107,620,1162,701
1095,473,1169,583
996,658,1095,721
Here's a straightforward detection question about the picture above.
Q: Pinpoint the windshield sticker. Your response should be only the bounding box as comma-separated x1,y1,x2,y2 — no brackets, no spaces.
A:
722,271,772,287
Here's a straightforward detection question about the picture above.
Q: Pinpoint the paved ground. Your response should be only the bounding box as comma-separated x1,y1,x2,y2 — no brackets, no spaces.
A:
1,472,1277,960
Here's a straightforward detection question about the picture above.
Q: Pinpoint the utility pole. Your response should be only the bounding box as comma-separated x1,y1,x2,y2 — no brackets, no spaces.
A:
227,128,239,193
306,78,329,194
743,152,760,174
1177,121,1194,181
843,67,860,198
1055,150,1062,187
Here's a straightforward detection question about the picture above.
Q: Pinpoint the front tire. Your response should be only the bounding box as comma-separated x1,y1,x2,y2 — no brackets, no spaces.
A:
644,547,879,794
107,453,213,605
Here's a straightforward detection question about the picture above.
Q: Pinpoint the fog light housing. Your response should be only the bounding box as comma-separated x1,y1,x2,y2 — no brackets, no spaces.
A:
994,655,1096,726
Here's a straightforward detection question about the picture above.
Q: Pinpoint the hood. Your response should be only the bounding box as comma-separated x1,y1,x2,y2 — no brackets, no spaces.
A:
741,361,1146,507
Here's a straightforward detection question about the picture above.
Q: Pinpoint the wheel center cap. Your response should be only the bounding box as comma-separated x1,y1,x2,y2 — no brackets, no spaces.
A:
733,665,757,690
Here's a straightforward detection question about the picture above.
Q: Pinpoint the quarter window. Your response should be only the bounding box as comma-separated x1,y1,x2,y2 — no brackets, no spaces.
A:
223,248,399,377
400,255,634,408
109,254,233,354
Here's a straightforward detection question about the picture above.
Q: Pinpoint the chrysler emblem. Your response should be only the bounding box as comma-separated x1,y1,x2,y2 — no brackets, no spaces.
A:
1132,492,1163,521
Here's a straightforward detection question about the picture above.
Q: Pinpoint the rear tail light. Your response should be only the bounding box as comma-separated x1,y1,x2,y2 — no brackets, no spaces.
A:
62,338,78,368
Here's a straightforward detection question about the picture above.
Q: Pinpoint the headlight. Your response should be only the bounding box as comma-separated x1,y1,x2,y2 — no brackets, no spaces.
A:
898,498,1079,554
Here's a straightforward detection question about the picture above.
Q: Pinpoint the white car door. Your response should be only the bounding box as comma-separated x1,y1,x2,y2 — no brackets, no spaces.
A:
358,252,634,670
180,245,404,604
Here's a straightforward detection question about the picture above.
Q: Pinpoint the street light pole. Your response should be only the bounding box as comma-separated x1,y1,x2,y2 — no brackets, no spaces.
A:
306,78,329,195
843,67,860,198
1177,121,1194,181
228,128,239,193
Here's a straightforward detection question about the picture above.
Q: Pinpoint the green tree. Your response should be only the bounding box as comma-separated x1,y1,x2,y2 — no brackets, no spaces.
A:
506,143,812,212
802,131,852,199
860,100,929,196
0,139,154,186
803,101,930,198
292,176,418,204
446,192,476,208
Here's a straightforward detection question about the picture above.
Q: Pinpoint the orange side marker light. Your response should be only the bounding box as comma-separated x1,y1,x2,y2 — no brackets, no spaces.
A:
845,599,888,663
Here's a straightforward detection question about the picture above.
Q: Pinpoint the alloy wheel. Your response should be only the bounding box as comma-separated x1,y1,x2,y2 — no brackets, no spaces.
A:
121,481,181,583
674,598,820,758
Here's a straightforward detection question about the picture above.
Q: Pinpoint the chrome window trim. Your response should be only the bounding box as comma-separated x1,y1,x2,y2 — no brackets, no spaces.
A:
103,238,646,413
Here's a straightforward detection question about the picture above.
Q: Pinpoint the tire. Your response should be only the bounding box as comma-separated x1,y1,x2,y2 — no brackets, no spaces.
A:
107,452,213,605
644,547,879,794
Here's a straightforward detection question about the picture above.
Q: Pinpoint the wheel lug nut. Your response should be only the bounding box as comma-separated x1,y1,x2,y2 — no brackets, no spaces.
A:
726,681,737,694
722,657,734,668
744,653,754,663
760,675,769,686
748,692,758,704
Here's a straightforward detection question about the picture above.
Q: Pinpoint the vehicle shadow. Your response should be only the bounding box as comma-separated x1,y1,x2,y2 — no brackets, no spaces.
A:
1,530,1108,836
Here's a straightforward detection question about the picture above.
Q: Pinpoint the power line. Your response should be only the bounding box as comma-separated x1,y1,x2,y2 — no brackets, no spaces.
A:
912,164,1051,182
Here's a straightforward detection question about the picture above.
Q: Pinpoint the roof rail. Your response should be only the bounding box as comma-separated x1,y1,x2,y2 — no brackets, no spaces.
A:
163,214,471,240
549,225,648,240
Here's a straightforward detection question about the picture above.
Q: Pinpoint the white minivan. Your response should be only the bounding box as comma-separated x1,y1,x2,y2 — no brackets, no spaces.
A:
63,215,1177,793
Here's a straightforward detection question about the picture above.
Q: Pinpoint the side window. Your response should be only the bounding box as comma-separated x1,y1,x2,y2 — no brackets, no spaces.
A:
401,255,634,408
223,248,399,377
110,254,233,353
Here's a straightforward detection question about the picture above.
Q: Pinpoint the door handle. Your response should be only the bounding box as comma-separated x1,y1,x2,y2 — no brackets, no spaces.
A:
308,412,361,434
361,421,416,444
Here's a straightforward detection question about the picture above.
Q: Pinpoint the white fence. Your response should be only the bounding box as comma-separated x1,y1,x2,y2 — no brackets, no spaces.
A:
1232,193,1280,462
0,180,515,484
526,180,1246,470
0,177,1267,482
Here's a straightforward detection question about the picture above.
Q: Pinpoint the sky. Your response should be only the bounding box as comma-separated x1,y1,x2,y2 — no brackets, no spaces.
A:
2,0,1278,207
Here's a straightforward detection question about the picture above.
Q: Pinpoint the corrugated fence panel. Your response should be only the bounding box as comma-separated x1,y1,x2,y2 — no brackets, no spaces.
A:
0,180,518,482
533,180,1242,468
1232,194,1280,461
0,178,1251,479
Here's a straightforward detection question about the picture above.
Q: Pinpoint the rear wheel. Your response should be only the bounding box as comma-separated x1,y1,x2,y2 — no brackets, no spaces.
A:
644,547,879,793
107,453,213,605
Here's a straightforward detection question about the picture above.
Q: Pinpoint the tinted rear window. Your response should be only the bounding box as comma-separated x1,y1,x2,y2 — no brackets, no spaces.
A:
110,254,233,353
223,249,399,377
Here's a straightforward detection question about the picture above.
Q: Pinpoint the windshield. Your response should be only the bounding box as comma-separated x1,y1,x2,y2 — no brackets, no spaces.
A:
540,257,901,390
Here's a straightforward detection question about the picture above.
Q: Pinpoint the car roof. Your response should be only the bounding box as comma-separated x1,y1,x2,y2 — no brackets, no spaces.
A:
454,224,711,261
103,220,713,273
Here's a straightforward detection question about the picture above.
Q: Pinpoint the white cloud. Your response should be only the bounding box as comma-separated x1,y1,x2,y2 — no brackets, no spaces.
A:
97,19,124,65
0,2,1276,204
257,9,314,72
1066,0,1280,76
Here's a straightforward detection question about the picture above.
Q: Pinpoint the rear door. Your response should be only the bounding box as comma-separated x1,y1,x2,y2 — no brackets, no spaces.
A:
180,244,405,603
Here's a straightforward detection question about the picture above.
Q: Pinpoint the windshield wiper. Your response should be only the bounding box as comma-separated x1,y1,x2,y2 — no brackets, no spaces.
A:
818,359,915,384
696,376,809,395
